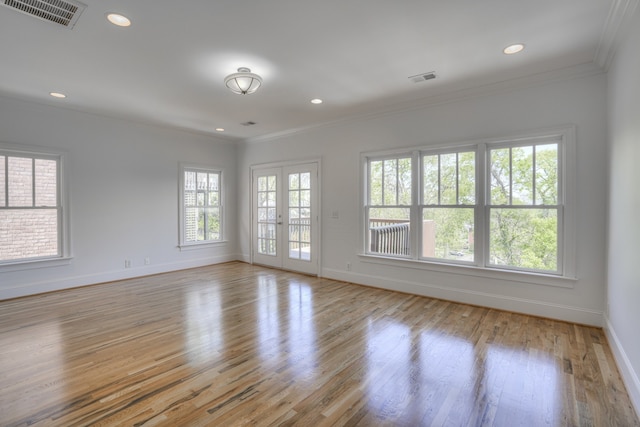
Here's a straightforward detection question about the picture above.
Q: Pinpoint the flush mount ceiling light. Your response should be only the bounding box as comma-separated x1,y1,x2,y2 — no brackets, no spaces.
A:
107,13,131,27
310,98,323,104
224,68,262,95
49,92,66,98
503,43,525,55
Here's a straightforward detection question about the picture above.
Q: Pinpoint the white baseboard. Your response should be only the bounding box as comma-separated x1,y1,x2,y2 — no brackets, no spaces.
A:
604,317,640,418
322,268,603,326
0,254,238,300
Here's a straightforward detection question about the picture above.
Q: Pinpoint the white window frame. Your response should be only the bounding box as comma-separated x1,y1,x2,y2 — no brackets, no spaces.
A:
178,163,226,249
360,126,577,287
0,142,71,272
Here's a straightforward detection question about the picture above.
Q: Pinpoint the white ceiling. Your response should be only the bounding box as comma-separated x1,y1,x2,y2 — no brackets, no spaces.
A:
0,0,626,142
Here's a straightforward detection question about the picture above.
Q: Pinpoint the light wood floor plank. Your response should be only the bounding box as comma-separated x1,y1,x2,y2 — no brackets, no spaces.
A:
0,262,638,426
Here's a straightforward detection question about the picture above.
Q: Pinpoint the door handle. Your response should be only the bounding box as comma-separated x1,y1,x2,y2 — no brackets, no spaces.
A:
277,222,283,225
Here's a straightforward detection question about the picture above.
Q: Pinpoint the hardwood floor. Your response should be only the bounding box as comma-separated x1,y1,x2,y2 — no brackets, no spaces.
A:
0,262,638,426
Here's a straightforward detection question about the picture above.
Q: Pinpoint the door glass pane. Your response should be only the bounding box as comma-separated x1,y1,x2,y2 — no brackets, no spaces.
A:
288,171,312,261
257,174,278,256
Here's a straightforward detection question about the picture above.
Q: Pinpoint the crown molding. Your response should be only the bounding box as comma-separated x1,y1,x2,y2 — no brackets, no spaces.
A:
595,0,640,70
243,62,604,145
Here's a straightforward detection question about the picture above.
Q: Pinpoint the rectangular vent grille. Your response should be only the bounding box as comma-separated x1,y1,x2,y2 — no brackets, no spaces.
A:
2,0,86,28
408,72,437,83
241,121,257,126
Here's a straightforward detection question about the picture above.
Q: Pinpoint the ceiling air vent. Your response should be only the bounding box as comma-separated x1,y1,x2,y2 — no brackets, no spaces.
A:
2,0,86,28
408,71,437,84
241,121,257,127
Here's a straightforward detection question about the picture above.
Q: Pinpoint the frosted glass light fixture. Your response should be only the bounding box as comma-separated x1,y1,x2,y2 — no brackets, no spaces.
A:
224,68,262,95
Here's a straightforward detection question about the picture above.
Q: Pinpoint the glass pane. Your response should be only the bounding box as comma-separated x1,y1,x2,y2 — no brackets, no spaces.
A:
258,176,267,192
267,208,276,221
490,148,510,205
383,159,398,205
289,208,300,220
258,207,267,221
35,159,57,207
300,190,310,207
458,151,475,204
289,225,299,241
185,171,196,191
197,192,205,206
512,146,533,205
258,223,269,239
300,172,310,189
209,191,219,206
489,208,557,272
368,207,411,256
289,173,299,190
185,191,196,206
209,173,219,191
300,208,311,221
422,208,474,261
197,172,207,191
267,191,276,206
300,242,311,261
207,208,220,240
440,153,457,205
369,160,383,205
8,156,33,207
197,209,205,240
289,242,300,259
535,144,558,205
267,224,276,239
423,155,438,205
398,158,412,205
0,156,4,206
289,190,299,208
258,192,267,207
0,209,58,260
268,176,276,191
185,207,198,241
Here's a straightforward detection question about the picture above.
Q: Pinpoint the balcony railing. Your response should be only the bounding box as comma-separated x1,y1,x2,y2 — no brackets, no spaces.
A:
368,219,436,257
369,219,410,256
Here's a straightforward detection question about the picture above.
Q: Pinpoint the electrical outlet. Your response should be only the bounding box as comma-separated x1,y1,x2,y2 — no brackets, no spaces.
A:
346,262,352,271
144,257,150,265
125,259,131,268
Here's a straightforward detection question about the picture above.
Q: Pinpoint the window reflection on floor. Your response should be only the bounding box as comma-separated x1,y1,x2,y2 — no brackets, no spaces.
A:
257,275,280,361
287,281,316,381
185,287,223,365
0,321,63,415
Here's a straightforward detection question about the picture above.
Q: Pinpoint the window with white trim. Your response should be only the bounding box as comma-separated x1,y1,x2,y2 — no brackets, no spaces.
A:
0,149,64,264
180,165,223,246
363,129,573,277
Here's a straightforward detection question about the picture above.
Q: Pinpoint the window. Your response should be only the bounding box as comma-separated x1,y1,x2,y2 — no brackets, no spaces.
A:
1,148,67,265
180,165,223,246
363,128,574,278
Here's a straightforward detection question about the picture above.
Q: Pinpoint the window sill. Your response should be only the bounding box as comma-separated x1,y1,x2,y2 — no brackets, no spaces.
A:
178,240,228,251
0,256,73,273
358,253,577,289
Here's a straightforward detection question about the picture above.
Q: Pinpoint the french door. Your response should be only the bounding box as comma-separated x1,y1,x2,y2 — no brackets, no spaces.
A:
252,162,319,275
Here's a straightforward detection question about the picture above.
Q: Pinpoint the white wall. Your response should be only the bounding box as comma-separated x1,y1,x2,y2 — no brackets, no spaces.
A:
0,96,238,299
239,72,609,326
606,6,640,414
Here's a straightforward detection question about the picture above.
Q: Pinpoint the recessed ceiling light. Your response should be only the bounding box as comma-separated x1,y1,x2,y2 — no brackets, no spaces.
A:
503,43,525,55
215,128,225,132
49,92,66,98
107,13,131,27
310,98,323,104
